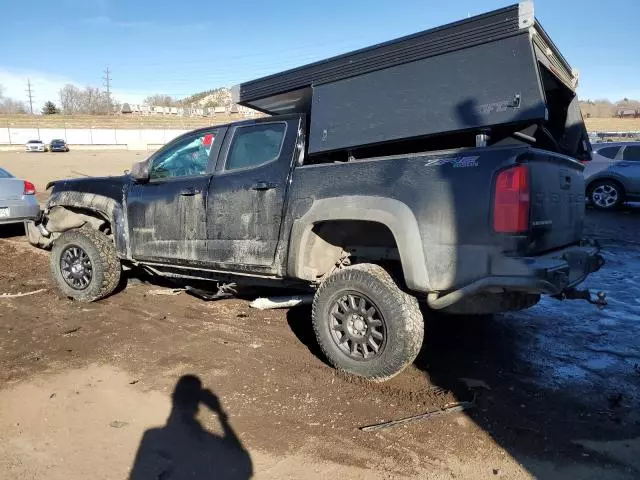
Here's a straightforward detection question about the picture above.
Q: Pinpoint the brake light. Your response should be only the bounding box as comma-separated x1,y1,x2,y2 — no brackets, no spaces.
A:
23,181,36,195
493,165,529,233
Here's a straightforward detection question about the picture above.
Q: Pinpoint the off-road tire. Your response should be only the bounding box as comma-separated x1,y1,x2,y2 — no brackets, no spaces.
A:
50,227,121,302
312,263,424,381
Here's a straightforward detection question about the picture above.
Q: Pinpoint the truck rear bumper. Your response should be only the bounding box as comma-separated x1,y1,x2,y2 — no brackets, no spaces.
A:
427,241,604,310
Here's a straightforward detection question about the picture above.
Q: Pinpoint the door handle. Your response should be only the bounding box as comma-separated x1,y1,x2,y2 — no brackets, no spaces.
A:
179,187,202,196
252,181,276,191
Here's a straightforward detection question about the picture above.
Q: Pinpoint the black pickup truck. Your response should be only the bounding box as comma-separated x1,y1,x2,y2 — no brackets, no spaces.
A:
27,2,603,381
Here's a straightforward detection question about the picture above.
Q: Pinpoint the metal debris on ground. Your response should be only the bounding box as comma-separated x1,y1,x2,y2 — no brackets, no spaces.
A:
109,420,129,428
249,295,313,310
459,377,491,391
359,401,475,432
147,288,185,296
185,283,237,301
62,326,81,336
430,386,449,396
0,288,47,299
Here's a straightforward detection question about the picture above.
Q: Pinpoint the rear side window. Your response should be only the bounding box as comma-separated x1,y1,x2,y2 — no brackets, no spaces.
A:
595,146,620,159
0,168,12,178
622,146,640,161
224,123,286,172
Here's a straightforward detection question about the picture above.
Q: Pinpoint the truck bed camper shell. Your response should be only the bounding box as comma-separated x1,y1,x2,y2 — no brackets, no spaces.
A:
233,1,591,160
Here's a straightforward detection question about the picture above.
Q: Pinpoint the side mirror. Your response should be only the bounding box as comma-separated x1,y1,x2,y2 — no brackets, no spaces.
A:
130,160,150,183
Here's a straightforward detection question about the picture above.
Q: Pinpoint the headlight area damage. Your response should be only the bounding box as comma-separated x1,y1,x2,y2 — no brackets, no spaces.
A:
25,190,125,253
26,206,109,249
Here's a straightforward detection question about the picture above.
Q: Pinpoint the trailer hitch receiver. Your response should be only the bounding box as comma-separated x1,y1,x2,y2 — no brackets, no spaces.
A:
553,287,607,307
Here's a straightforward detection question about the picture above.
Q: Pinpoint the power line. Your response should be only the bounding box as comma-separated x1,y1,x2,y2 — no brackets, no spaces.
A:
103,66,112,109
26,79,34,114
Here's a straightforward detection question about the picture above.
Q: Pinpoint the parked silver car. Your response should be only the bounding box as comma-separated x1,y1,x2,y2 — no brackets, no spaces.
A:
584,142,640,210
0,167,40,225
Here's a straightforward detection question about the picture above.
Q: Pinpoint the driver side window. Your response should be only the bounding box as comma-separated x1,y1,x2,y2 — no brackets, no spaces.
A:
150,130,217,180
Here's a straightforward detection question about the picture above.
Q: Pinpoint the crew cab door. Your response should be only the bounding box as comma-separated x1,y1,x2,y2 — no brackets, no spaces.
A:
206,115,302,270
127,127,224,263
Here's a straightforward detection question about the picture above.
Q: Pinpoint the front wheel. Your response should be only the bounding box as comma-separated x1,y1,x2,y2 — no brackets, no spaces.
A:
50,227,121,302
312,264,424,381
588,180,624,210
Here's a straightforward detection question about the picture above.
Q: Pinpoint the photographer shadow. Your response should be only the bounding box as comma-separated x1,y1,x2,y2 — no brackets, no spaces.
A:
129,375,253,480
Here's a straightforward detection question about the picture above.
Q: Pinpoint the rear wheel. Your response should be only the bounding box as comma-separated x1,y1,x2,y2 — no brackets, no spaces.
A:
588,180,624,210
50,227,121,302
312,264,424,381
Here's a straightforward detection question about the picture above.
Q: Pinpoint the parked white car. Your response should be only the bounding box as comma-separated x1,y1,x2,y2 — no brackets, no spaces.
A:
25,139,47,152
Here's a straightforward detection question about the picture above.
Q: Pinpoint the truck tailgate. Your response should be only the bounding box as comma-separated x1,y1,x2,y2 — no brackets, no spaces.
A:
525,150,585,254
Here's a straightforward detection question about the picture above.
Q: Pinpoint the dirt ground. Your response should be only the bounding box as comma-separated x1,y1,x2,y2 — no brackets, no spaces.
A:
0,151,639,479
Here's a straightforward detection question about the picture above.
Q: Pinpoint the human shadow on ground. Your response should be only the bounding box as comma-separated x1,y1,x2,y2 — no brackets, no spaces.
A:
129,375,253,480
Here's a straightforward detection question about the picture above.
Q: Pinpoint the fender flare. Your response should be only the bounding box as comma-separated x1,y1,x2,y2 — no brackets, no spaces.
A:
46,191,128,256
288,195,430,292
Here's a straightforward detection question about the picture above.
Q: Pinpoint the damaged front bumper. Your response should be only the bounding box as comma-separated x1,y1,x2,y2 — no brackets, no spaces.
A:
427,240,605,310
25,205,109,250
25,217,54,249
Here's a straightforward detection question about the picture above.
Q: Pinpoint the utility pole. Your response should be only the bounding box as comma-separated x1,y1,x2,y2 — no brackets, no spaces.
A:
26,79,34,114
103,66,112,112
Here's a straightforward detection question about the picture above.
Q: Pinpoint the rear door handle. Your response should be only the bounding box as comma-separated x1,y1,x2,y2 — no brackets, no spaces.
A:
179,187,201,196
252,181,276,191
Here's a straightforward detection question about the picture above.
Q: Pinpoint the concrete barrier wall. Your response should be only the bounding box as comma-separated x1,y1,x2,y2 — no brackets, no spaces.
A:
8,128,40,145
65,129,92,144
0,127,189,149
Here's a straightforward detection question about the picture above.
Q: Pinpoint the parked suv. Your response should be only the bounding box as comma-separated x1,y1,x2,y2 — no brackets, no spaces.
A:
584,142,640,209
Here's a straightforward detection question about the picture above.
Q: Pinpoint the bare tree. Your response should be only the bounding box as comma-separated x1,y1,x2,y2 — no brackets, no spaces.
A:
0,83,28,113
0,98,28,114
144,94,177,107
59,84,113,114
59,84,84,114
615,98,640,109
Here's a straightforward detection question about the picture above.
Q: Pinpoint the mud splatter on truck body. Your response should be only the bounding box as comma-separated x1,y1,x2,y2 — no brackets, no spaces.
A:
26,2,604,381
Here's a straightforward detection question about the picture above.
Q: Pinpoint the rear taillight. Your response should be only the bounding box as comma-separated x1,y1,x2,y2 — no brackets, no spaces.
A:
493,165,529,233
23,181,36,195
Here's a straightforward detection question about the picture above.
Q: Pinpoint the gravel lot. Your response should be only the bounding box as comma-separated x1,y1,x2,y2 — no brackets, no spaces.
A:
0,151,638,479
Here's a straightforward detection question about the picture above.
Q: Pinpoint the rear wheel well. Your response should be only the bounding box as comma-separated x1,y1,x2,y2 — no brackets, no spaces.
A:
299,220,404,285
